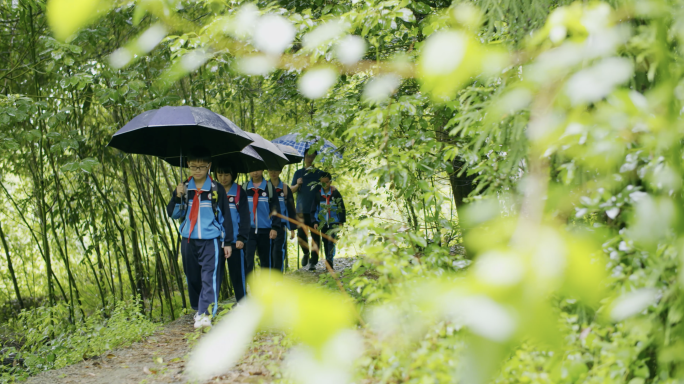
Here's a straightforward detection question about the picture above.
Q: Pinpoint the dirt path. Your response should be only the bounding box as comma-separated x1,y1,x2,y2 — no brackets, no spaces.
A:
25,258,357,384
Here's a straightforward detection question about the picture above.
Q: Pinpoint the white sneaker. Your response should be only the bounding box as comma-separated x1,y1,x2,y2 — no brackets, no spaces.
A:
194,314,212,329
193,312,200,322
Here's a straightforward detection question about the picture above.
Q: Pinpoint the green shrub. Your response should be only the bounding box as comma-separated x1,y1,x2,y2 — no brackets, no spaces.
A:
0,299,158,382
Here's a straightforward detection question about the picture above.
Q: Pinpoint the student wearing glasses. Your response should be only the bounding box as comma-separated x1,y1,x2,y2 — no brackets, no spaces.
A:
167,146,233,330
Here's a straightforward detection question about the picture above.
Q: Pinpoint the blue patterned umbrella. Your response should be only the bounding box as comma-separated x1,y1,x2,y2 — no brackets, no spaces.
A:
274,143,304,164
271,133,342,159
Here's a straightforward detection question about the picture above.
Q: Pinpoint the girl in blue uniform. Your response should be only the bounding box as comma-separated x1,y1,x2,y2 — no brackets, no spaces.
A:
268,167,297,272
215,166,250,302
243,170,282,276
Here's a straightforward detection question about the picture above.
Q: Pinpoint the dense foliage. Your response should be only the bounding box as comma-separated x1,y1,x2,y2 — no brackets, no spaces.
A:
2,0,684,382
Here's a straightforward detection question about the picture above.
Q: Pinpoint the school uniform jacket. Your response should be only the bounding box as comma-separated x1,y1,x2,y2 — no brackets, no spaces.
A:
271,180,297,230
245,179,282,233
167,177,234,245
225,183,251,244
311,187,346,226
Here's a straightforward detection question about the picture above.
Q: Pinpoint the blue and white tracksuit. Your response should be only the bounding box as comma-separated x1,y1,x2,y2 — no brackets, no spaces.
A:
244,179,282,276
167,177,233,316
311,187,346,269
225,183,250,301
271,180,296,273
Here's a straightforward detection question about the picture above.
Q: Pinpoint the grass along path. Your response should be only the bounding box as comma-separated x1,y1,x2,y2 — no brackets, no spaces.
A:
25,257,358,384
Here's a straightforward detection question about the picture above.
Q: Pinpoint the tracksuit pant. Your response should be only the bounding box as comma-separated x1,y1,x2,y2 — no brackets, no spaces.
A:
320,224,339,269
226,243,247,302
181,238,224,317
272,228,288,273
297,213,320,266
246,230,274,276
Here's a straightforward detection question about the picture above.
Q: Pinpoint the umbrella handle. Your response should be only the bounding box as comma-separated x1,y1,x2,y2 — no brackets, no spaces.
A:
179,149,186,210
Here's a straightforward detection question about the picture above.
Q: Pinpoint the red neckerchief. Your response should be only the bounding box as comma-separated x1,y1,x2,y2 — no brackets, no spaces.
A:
324,189,332,220
250,180,263,226
188,178,207,242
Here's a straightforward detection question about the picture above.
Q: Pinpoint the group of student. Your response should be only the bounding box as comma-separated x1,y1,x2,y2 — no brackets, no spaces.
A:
166,146,346,329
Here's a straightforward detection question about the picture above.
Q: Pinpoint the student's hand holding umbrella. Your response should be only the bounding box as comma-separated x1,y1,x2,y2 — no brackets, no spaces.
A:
235,241,244,249
175,183,186,198
313,223,318,230
224,246,232,259
290,230,296,239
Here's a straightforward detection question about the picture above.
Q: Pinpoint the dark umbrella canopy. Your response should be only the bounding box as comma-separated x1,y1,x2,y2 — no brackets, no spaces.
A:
246,133,289,170
107,106,253,166
274,143,304,164
212,145,267,174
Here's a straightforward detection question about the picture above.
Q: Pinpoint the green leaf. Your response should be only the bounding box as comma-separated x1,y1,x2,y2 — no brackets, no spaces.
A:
418,30,507,101
412,2,431,14
61,157,100,173
47,0,113,41
408,232,427,247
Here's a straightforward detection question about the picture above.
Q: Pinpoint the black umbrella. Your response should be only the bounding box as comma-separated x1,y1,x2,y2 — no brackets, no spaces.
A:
274,143,304,164
246,133,289,170
108,106,253,166
212,145,267,174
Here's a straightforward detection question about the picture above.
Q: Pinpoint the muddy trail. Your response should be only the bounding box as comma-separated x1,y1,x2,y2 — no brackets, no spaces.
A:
25,258,357,384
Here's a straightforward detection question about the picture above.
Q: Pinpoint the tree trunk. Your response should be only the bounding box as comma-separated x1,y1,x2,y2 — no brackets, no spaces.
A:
0,220,23,309
449,157,478,209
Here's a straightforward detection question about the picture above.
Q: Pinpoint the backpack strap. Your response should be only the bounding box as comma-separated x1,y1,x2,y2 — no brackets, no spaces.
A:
270,180,287,198
181,179,191,209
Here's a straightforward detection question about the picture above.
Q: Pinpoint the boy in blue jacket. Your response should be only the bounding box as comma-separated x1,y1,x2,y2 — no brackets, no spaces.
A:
215,166,250,302
311,172,346,270
268,167,297,272
243,170,282,276
167,147,233,329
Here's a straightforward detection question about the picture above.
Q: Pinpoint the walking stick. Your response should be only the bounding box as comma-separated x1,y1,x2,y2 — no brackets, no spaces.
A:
271,212,338,244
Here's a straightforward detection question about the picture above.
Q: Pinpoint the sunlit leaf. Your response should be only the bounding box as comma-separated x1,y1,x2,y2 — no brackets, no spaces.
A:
303,20,347,51
565,57,633,105
610,289,658,321
186,299,264,381
237,55,277,76
253,14,295,55
47,0,112,41
472,250,525,287
284,330,364,384
154,50,212,89
334,35,367,66
362,74,401,104
251,272,356,349
417,30,507,101
298,67,338,99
